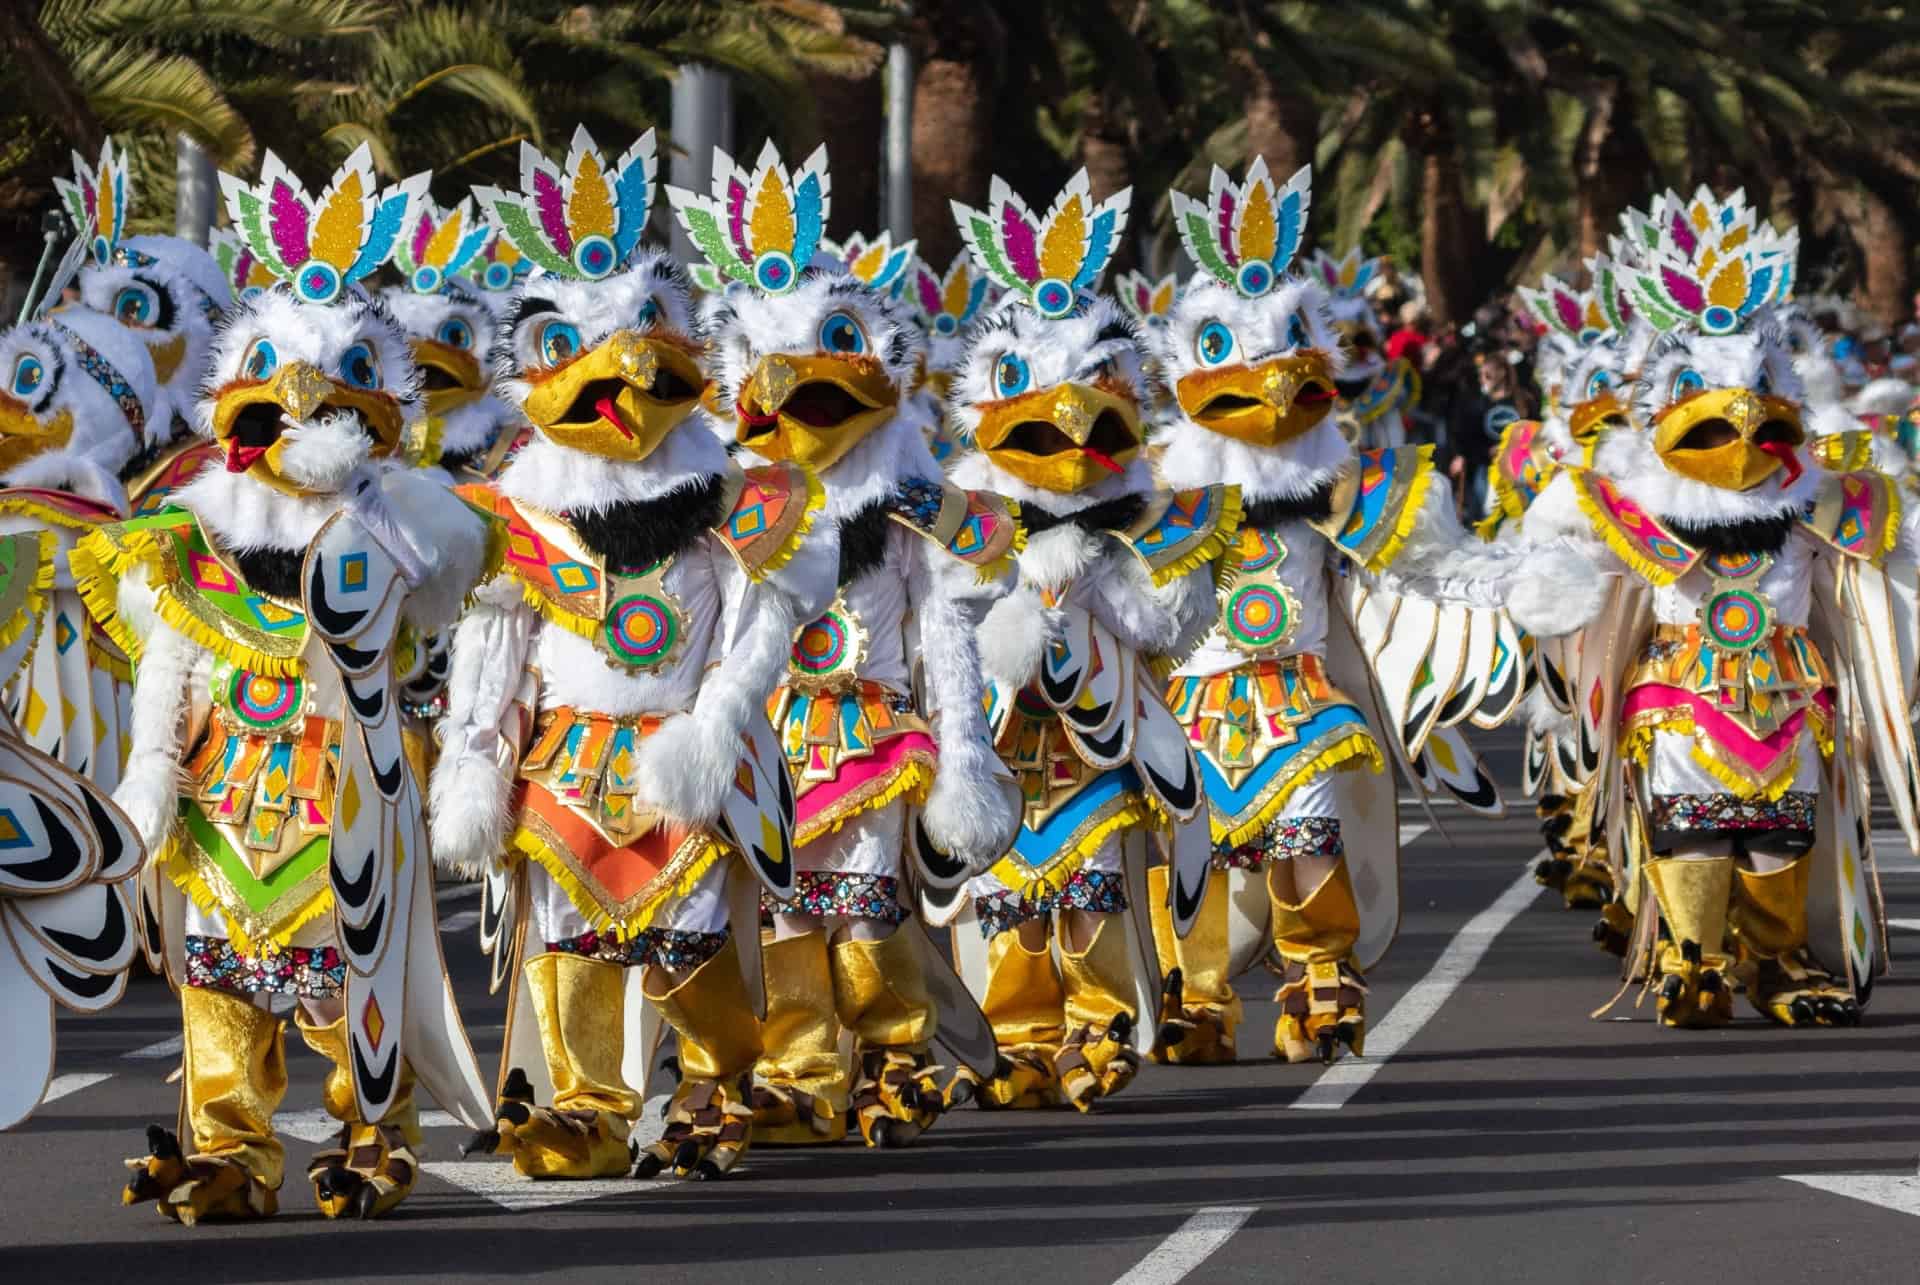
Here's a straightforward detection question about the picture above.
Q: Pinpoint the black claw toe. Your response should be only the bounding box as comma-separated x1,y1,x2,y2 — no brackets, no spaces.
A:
660,1056,681,1084
992,1055,1014,1080
672,1139,702,1173
496,1099,532,1128
947,1078,976,1108
632,1152,665,1179
146,1125,182,1161
1108,1011,1135,1045
315,1165,359,1200
1661,975,1685,1004
460,1127,500,1157
869,1118,894,1148
898,1082,921,1112
1789,997,1816,1025
1680,939,1703,966
1157,1021,1187,1046
1699,971,1723,995
353,1184,380,1220
691,1159,723,1181
501,1067,534,1102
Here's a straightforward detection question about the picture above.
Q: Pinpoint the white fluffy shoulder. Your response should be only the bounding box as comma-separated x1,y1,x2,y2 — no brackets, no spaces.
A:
429,593,534,878
112,619,205,859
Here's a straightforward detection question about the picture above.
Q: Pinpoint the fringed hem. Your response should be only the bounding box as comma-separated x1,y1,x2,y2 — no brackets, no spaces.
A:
746,463,825,581
160,839,334,955
988,794,1152,903
1570,471,1686,587
0,530,56,687
1212,732,1384,849
1618,713,1830,803
1151,484,1245,589
506,825,728,941
1363,453,1433,574
792,751,934,849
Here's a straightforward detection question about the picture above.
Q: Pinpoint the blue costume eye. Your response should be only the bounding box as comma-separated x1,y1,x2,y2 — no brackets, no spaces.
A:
994,352,1030,397
1287,313,1309,349
339,342,381,390
819,311,866,355
1670,367,1705,399
113,285,156,327
1196,320,1236,367
243,339,277,381
437,318,474,350
539,320,581,365
1586,369,1615,399
638,298,661,328
10,355,44,399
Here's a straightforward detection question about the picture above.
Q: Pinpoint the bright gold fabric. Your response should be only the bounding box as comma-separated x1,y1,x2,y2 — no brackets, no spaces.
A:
755,930,849,1111
1731,856,1810,959
1645,855,1736,969
981,927,1065,1048
645,935,763,1080
1268,859,1361,964
831,926,938,1051
1148,865,1240,1015
1058,913,1136,1034
296,1014,421,1147
524,951,639,1122
181,986,287,1190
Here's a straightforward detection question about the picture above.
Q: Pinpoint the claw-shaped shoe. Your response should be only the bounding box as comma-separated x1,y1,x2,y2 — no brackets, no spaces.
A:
1656,938,1735,1029
1563,856,1614,911
851,1048,945,1146
1273,958,1368,1063
124,1127,277,1225
752,931,848,1145
309,1122,419,1218
1053,1012,1142,1112
750,1082,846,1144
1646,857,1735,1029
1153,968,1237,1066
977,1046,1059,1109
634,1078,753,1180
1751,953,1861,1027
1593,900,1633,958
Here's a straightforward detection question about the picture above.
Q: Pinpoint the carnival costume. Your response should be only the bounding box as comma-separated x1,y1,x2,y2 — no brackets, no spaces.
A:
1304,250,1418,450
57,140,234,515
934,171,1221,1111
88,146,495,1223
440,128,833,1182
911,251,999,466
673,144,1018,1147
380,198,520,483
1149,159,1577,1065
1525,188,1907,1030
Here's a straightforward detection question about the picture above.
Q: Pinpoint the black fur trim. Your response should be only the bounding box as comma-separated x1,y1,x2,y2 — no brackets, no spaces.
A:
234,546,304,601
838,501,892,585
1664,511,1797,558
1021,493,1145,535
567,474,728,573
1244,481,1337,528
438,447,482,474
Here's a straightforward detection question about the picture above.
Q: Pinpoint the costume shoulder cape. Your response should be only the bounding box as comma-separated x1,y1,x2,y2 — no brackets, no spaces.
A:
1109,484,1244,587
884,476,1023,580
1309,445,1434,572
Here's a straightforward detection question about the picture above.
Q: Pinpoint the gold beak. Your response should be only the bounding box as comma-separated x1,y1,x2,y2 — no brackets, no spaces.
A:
520,328,707,462
1653,386,1806,492
974,380,1142,493
148,333,189,385
209,360,406,494
0,396,75,475
1175,352,1335,446
734,352,897,471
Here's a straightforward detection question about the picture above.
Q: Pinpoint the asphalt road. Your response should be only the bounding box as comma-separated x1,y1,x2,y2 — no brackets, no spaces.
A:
7,729,1920,1284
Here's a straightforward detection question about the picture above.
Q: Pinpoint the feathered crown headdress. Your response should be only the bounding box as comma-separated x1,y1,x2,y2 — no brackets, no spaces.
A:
53,138,142,268
1115,270,1178,327
817,230,916,295
472,126,657,282
209,227,277,300
1170,157,1310,298
1305,247,1383,301
912,251,994,336
461,225,529,294
391,196,491,294
1516,268,1632,344
667,141,830,296
217,144,427,304
1619,187,1795,335
950,170,1129,319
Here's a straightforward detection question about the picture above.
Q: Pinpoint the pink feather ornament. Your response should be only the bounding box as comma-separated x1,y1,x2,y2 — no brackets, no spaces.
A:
268,178,309,268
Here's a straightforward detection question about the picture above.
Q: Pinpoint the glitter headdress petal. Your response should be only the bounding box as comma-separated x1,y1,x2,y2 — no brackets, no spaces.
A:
218,144,428,304
471,127,656,282
665,141,829,296
950,169,1130,318
1170,157,1310,298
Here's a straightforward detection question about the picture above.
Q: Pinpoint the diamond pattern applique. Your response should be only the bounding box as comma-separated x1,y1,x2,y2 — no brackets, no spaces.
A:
189,552,237,593
338,552,368,593
53,613,76,654
729,500,769,539
551,560,597,593
361,993,385,1046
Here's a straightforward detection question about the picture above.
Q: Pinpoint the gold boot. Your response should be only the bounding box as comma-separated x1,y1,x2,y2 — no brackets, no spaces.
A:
977,923,1065,1109
1269,860,1367,1063
752,931,847,1145
122,986,283,1225
834,928,942,1146
1148,865,1240,1065
1731,857,1858,1027
497,952,638,1178
298,1015,422,1218
1644,856,1736,1029
1054,912,1142,1111
637,936,761,1180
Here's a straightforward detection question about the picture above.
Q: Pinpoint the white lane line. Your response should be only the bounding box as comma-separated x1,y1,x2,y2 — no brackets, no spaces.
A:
436,881,481,903
1398,823,1430,846
41,1072,112,1105
277,1107,465,1143
1290,863,1541,1111
418,1094,673,1211
1889,919,1920,933
441,909,480,933
125,1035,182,1060
1783,1169,1920,1216
1112,1206,1257,1285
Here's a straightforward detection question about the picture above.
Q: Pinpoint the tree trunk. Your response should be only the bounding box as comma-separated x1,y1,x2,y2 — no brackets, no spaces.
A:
1080,87,1135,273
0,0,101,154
1854,182,1909,329
909,2,1003,266
1406,103,1478,327
803,68,882,240
1572,77,1652,266
1234,49,1317,175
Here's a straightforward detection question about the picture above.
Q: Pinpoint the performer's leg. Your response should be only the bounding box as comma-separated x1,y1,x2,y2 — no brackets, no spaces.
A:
1643,843,1737,1029
970,880,1065,1110
1733,833,1857,1026
1266,796,1367,1063
298,993,424,1217
1148,862,1239,1065
1053,849,1141,1111
751,916,847,1144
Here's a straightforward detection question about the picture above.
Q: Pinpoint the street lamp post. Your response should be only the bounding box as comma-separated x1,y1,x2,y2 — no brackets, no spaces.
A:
669,64,734,260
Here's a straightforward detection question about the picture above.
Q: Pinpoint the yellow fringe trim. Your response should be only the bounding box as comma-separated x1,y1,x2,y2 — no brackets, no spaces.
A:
987,794,1154,903
1212,732,1385,849
971,496,1027,585
1618,712,1831,802
159,837,334,955
747,463,826,580
1569,470,1687,587
793,752,933,849
0,495,112,533
0,530,56,687
72,525,307,676
1875,479,1902,564
1149,484,1246,589
506,824,729,941
1473,509,1508,542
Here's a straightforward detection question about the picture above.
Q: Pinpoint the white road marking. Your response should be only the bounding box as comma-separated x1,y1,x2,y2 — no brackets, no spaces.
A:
1290,863,1541,1111
1111,1206,1256,1285
417,1094,672,1210
41,1072,112,1105
1889,919,1920,933
1398,823,1430,845
441,909,480,933
124,1035,182,1060
1783,1169,1920,1216
276,1107,467,1143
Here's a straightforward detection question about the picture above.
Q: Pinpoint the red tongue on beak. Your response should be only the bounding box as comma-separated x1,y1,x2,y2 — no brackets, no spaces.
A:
1081,446,1124,475
1758,439,1803,488
225,441,269,474
596,395,634,439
